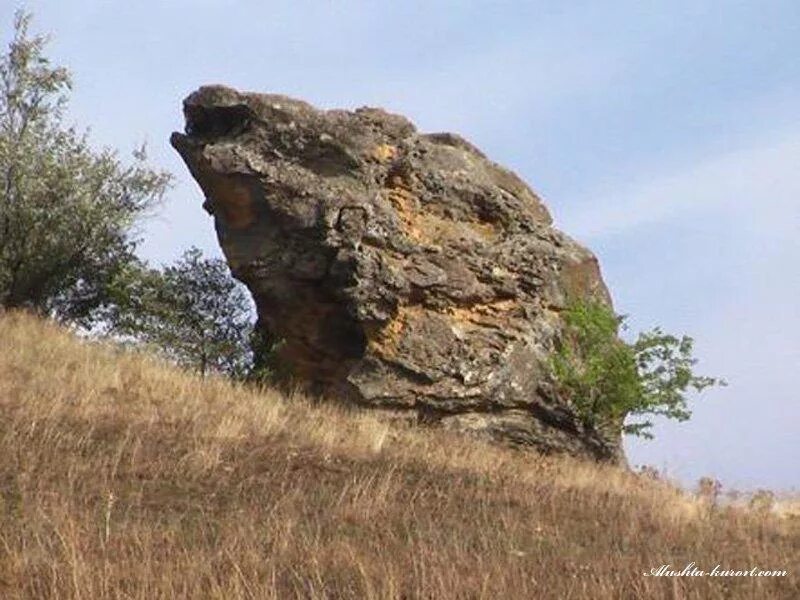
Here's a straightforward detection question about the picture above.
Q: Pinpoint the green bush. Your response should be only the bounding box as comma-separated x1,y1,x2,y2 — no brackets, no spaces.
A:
108,248,255,378
108,247,291,384
549,300,725,439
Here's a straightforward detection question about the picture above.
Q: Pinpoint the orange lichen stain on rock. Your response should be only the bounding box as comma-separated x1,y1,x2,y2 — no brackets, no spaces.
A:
467,220,498,239
366,305,426,359
368,300,518,360
367,316,405,359
385,180,427,243
370,144,399,163
386,181,499,246
384,163,501,245
429,214,499,243
445,299,518,329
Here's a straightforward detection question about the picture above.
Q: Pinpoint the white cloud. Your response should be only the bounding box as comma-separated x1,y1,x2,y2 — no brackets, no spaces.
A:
558,126,800,240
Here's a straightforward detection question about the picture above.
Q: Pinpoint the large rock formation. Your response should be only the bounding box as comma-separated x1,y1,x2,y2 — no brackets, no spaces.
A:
171,86,622,462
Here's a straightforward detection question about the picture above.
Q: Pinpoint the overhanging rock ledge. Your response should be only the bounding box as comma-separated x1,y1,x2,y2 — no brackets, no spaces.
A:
171,85,622,462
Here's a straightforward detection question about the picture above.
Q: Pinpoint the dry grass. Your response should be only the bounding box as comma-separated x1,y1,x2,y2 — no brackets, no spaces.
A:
0,311,797,599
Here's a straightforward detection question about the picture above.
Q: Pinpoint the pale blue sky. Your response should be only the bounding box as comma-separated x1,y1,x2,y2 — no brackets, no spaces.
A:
3,1,798,490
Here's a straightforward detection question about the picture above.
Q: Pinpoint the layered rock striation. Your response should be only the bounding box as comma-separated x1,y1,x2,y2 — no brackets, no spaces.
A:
171,86,622,461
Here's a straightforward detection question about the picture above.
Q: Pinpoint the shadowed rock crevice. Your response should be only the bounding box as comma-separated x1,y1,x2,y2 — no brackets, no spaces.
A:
171,85,622,462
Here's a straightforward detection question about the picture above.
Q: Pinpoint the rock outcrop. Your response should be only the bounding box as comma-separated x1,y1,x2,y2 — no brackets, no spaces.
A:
171,86,622,462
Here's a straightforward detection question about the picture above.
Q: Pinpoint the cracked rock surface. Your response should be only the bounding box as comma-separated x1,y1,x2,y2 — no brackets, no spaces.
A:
171,85,622,462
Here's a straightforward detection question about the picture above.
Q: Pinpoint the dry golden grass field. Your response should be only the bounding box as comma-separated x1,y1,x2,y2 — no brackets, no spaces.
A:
0,311,797,599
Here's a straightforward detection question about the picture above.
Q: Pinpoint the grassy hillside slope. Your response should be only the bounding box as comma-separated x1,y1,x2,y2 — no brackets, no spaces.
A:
0,312,797,599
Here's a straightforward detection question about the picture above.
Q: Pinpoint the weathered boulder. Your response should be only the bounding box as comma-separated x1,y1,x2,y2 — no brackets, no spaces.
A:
171,86,622,462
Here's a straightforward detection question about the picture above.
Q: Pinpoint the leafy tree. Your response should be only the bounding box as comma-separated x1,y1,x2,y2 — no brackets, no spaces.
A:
110,248,256,378
549,299,725,439
0,11,170,325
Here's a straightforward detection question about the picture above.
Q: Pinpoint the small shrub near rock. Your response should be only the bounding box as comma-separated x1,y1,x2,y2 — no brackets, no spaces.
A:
549,299,726,440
